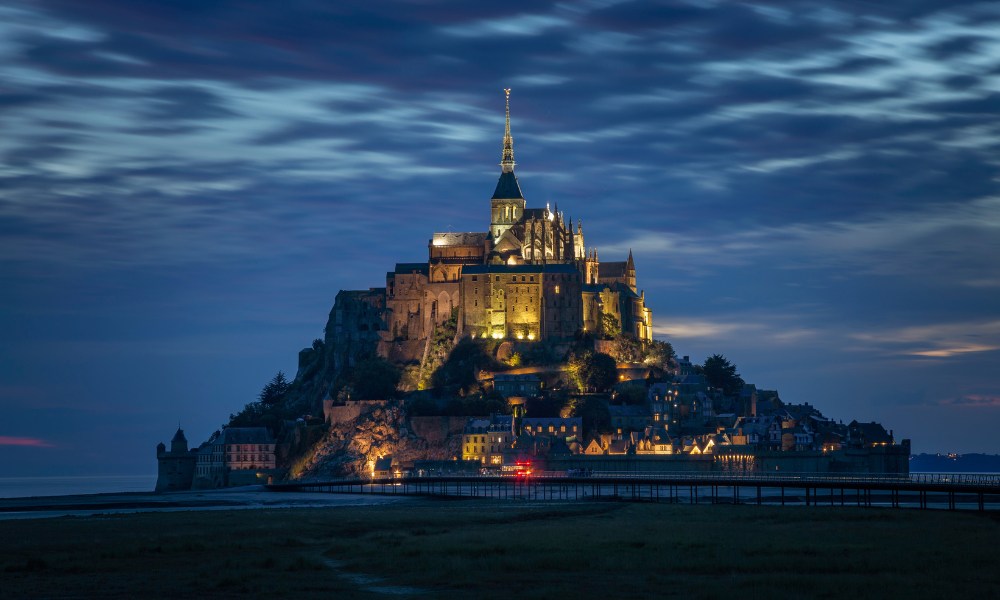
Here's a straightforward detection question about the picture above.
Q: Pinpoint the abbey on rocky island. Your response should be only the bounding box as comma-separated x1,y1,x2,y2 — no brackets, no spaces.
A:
334,91,653,362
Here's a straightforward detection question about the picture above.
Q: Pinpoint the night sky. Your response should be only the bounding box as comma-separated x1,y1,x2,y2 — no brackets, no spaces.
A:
2,1,999,477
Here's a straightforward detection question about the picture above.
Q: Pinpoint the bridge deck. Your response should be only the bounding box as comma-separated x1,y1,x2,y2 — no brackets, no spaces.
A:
267,472,1000,511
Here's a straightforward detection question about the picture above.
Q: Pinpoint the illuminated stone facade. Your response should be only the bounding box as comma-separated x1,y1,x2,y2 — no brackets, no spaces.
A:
193,427,277,488
462,416,515,465
346,91,653,359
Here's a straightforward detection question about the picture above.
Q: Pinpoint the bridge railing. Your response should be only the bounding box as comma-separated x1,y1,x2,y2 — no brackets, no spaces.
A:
282,471,1000,489
547,471,999,487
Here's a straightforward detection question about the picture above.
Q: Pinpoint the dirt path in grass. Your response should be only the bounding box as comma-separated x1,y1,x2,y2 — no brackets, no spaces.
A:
321,557,428,596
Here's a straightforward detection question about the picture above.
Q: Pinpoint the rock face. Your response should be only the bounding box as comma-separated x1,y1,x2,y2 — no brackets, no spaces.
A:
293,403,466,479
323,399,389,425
281,291,388,421
294,405,400,478
276,290,473,479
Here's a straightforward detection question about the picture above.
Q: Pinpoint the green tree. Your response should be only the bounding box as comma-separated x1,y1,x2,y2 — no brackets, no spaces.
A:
600,313,621,340
349,357,401,400
525,394,565,418
419,308,459,389
610,334,642,363
643,339,677,371
569,395,611,436
448,390,508,416
616,384,647,406
566,351,589,392
702,354,744,396
572,351,619,392
258,371,290,406
431,338,497,394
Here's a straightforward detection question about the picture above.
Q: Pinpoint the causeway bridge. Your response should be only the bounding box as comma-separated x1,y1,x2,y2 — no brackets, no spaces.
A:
267,472,1000,512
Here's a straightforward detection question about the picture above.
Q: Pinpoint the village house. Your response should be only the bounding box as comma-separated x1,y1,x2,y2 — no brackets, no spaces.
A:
193,427,277,488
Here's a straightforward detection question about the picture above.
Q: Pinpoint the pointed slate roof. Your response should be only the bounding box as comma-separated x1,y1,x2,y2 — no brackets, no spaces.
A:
597,261,628,278
492,171,523,199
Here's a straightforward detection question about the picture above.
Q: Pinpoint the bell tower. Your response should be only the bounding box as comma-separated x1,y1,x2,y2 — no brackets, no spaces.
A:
490,89,525,242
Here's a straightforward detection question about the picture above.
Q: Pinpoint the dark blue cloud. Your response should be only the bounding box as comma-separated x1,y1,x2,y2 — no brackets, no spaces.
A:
2,0,999,478
926,34,992,59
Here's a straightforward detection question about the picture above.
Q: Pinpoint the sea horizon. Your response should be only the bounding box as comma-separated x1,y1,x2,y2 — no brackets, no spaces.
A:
0,474,158,500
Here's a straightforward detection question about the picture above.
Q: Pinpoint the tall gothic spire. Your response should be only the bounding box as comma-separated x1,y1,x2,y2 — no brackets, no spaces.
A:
491,89,524,200
501,88,515,173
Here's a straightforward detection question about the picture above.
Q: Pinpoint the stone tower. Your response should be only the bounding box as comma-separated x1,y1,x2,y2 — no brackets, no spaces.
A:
155,427,197,492
573,220,586,261
625,249,637,292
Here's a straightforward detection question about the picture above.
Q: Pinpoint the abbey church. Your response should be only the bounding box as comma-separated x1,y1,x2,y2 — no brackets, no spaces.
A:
333,91,652,362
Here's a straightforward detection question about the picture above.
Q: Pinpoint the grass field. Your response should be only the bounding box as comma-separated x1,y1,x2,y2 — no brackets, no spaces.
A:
2,499,998,599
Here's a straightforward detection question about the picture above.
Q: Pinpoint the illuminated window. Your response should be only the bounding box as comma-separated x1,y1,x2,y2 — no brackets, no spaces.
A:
555,285,560,294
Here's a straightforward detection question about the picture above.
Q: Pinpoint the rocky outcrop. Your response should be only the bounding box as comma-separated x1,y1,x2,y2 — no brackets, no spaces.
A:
291,402,474,479
323,399,389,425
280,290,390,420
